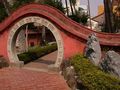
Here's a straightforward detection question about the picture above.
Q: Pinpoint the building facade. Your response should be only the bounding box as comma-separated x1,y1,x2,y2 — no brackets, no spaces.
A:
16,24,56,53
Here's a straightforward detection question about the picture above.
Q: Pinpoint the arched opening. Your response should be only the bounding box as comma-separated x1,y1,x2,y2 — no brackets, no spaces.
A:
7,16,64,68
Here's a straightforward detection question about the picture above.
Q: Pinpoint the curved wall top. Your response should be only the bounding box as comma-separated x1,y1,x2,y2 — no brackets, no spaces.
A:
0,3,120,46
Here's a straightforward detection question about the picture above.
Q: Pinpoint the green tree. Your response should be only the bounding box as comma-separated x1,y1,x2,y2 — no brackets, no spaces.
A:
12,0,34,10
71,0,77,14
0,2,8,22
34,0,45,4
68,7,88,24
65,0,69,15
44,0,65,13
69,0,74,15
114,1,120,32
1,0,11,15
0,0,35,22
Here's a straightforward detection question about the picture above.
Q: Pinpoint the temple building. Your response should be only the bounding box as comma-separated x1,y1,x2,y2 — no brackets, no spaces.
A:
16,23,56,53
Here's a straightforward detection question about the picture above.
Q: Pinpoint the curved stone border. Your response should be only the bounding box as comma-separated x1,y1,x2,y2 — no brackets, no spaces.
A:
7,16,64,67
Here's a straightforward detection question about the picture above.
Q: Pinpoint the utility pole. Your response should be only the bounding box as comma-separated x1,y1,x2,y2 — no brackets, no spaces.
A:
87,0,92,29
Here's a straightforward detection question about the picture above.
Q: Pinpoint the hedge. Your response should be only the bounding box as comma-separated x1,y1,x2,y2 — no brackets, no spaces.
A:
71,54,120,90
18,43,57,64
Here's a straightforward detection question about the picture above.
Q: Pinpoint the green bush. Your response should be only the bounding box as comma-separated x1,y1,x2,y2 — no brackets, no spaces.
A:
71,54,120,90
17,52,37,64
28,43,57,57
18,43,57,64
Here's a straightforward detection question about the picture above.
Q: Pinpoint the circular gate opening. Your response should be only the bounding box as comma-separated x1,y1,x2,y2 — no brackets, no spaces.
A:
7,16,64,68
17,23,58,69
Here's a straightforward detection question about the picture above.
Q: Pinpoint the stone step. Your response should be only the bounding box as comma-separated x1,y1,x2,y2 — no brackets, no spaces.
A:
22,66,60,74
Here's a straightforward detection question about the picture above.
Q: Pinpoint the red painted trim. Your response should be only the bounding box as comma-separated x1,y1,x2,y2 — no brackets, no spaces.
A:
0,3,120,46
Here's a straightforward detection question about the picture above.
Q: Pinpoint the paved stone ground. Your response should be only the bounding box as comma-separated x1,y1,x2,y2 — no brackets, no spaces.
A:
0,68,69,90
0,51,70,90
23,51,58,72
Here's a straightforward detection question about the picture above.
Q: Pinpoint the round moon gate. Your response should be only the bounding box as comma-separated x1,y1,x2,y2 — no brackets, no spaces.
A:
7,16,64,67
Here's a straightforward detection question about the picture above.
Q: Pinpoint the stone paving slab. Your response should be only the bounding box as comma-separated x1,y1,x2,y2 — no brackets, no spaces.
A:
23,51,58,70
0,68,69,90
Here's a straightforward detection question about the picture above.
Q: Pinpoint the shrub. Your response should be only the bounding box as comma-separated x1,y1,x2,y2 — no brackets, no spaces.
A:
17,51,38,64
28,43,57,57
71,54,120,90
18,43,57,64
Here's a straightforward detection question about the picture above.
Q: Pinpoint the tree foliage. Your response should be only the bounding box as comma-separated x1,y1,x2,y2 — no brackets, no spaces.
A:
0,0,87,25
69,7,88,25
0,0,35,22
113,2,120,32
65,0,69,15
11,0,35,10
43,0,65,13
69,0,77,15
103,0,120,33
0,3,8,22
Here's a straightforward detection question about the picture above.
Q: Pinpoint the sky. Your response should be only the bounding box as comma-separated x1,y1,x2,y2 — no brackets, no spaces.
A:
62,0,104,17
80,0,103,17
0,0,104,17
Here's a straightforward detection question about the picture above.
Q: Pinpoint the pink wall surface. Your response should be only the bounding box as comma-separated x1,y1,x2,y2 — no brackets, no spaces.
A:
60,31,86,59
0,4,120,63
0,30,9,62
